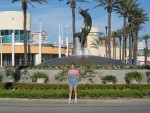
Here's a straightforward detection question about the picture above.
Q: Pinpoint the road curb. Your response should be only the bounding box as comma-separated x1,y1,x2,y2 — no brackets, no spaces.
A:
0,98,150,104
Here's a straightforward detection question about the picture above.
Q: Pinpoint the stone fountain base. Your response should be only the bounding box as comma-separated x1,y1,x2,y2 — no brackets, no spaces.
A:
39,55,126,66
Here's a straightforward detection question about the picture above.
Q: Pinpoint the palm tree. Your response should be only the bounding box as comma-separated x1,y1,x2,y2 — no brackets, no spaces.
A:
115,0,138,64
105,36,109,57
112,31,117,59
12,0,47,65
94,0,119,59
127,0,140,65
142,34,150,65
132,8,149,66
59,0,89,54
90,36,102,56
115,29,123,61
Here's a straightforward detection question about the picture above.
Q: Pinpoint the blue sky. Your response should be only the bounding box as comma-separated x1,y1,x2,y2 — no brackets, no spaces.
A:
0,0,150,45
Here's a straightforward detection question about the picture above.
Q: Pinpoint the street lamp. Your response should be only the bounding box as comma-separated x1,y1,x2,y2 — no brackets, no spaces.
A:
58,23,61,58
66,25,69,56
105,26,108,35
0,36,3,68
38,18,42,64
61,26,64,46
12,17,15,66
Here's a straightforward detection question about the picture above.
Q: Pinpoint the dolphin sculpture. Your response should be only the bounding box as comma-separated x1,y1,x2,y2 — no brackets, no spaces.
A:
74,7,92,48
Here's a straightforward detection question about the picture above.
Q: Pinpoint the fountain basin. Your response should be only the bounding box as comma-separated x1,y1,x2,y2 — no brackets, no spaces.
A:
39,55,126,66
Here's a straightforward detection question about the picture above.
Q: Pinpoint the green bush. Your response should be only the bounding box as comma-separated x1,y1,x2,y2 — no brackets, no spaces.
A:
146,71,150,84
0,74,3,82
125,71,143,84
1,83,150,90
55,68,96,82
55,69,68,82
31,72,49,83
101,75,117,84
78,68,96,78
24,65,150,70
0,89,150,99
5,68,14,77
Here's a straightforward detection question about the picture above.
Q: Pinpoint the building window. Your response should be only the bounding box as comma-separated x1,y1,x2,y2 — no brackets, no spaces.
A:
0,30,30,43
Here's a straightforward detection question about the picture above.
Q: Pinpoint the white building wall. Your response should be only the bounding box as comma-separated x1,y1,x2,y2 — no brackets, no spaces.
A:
0,11,31,31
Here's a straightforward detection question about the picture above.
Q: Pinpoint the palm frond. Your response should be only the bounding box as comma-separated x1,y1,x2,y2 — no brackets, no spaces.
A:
28,2,35,7
12,0,20,3
76,0,89,3
31,0,48,3
93,4,102,9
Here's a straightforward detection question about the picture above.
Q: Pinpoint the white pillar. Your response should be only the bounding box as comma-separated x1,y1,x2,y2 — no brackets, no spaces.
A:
38,19,42,64
58,23,61,58
66,25,69,56
61,26,63,46
0,36,3,68
12,30,15,66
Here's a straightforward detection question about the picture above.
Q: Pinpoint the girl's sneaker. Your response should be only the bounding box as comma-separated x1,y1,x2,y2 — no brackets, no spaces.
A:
74,98,77,104
68,99,71,104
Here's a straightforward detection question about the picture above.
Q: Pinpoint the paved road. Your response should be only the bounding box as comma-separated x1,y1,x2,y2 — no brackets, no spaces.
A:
0,99,150,113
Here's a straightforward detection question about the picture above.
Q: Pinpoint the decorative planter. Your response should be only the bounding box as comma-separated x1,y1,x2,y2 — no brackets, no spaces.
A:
37,78,45,83
8,79,14,82
106,82,113,84
131,80,139,84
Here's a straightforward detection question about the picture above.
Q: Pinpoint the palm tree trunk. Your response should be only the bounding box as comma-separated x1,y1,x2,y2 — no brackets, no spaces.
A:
122,16,126,63
114,38,116,60
108,13,111,59
119,37,121,60
145,48,147,65
105,37,108,58
71,0,76,54
133,30,138,66
129,25,132,65
22,1,27,65
98,46,100,56
113,38,114,59
145,39,148,65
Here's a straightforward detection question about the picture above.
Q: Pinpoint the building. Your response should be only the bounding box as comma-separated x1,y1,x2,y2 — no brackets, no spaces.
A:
0,11,72,67
30,31,48,44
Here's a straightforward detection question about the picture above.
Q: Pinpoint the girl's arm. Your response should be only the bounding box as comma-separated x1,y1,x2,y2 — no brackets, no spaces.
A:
76,70,80,80
66,70,70,78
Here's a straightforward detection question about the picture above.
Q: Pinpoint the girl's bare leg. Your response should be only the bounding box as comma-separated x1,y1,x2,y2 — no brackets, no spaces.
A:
74,86,77,103
68,86,73,103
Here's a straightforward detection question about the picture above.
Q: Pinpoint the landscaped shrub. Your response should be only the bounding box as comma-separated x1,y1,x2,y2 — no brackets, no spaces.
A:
5,68,14,77
0,83,150,90
55,69,68,82
0,74,3,82
24,65,150,70
125,71,143,84
146,71,150,84
101,75,117,84
55,68,96,82
0,89,150,99
78,68,96,78
31,72,49,83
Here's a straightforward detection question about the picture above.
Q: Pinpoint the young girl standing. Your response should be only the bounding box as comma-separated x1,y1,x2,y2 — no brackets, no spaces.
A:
67,63,80,104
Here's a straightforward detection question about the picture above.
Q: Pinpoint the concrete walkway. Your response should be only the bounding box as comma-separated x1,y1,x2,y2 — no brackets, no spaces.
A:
0,98,150,113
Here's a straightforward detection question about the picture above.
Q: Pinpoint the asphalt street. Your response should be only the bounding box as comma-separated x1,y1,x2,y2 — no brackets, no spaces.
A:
0,99,150,113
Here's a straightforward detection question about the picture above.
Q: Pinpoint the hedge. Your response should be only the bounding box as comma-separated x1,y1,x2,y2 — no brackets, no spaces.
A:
0,82,150,90
0,89,150,99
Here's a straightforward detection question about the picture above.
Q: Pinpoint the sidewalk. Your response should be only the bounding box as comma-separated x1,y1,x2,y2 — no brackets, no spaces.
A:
0,98,150,104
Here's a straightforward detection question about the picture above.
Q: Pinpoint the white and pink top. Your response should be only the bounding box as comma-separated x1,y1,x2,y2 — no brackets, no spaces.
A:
67,69,79,78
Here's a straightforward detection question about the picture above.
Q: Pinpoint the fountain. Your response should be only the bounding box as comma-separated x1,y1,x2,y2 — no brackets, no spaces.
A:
39,8,126,67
